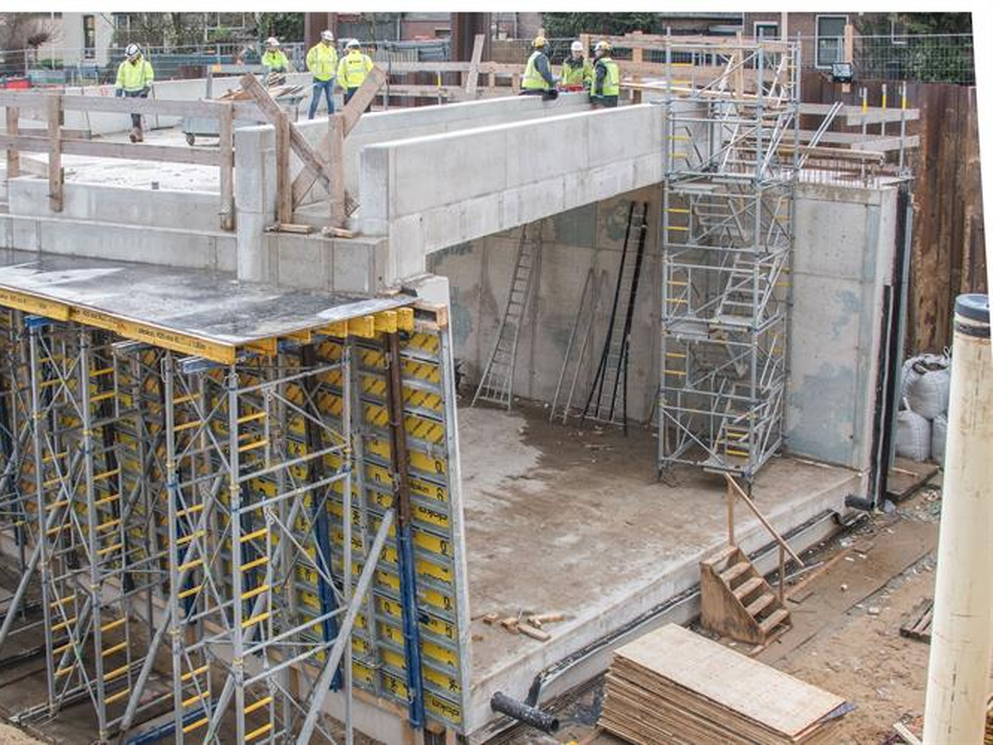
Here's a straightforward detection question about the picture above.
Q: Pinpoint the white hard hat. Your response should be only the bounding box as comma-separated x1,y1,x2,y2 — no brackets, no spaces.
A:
346,38,360,49
266,37,280,47
571,40,584,53
321,30,334,42
125,43,140,59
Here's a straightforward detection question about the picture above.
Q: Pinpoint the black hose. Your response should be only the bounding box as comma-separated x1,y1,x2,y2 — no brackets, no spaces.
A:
490,691,560,733
845,494,875,512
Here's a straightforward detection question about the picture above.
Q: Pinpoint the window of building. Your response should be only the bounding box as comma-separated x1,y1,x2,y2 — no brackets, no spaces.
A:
754,22,779,41
83,14,96,59
816,15,848,68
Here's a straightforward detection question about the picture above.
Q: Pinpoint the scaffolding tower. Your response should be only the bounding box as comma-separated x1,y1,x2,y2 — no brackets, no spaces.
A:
0,283,470,743
658,37,800,482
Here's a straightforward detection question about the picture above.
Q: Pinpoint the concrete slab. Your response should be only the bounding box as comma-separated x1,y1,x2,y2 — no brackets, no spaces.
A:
456,403,856,737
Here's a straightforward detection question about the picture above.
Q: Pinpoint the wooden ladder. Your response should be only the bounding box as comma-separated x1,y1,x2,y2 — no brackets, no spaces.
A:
700,544,791,645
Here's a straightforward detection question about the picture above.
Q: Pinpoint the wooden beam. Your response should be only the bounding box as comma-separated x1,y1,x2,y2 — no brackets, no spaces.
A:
328,114,346,228
842,24,854,93
464,33,485,98
4,105,18,179
239,73,331,195
218,102,234,231
290,67,385,207
47,94,63,213
275,110,293,225
631,30,644,104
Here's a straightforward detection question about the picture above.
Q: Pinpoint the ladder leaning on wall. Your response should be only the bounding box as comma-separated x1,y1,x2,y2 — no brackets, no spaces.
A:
471,222,543,410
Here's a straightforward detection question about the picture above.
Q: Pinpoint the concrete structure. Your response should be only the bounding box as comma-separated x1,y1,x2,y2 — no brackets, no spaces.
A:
0,37,915,741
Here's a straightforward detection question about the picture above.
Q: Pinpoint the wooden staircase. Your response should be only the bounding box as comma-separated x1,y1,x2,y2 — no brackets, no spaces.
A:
700,544,791,645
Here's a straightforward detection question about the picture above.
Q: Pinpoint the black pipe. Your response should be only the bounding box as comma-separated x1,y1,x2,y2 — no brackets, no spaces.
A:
490,691,559,733
845,494,876,512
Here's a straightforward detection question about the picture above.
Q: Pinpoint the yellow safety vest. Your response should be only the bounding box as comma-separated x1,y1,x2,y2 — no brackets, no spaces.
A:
337,50,373,89
261,49,289,72
522,50,551,91
596,57,620,96
115,57,154,92
306,43,339,82
561,57,592,87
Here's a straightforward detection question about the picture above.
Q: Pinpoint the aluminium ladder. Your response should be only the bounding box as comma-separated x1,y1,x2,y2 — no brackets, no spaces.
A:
472,223,541,410
580,202,650,432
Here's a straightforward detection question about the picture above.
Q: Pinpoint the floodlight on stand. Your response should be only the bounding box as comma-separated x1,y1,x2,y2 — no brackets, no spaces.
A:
830,62,854,83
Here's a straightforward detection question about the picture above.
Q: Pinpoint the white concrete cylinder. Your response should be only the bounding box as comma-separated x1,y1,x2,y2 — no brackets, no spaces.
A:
923,294,992,745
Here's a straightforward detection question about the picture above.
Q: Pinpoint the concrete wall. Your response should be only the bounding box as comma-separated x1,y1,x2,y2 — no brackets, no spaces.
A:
786,181,898,476
361,104,664,282
429,188,663,422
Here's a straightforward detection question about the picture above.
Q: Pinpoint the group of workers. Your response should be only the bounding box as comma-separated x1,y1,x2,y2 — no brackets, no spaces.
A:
113,32,375,142
114,32,621,144
522,36,619,108
261,33,374,118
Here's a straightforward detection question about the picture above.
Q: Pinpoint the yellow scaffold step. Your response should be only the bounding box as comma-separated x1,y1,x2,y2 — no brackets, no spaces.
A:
237,412,266,425
175,503,204,519
97,518,121,532
176,530,206,547
238,439,268,454
666,207,690,213
178,558,204,572
245,722,273,742
183,690,210,708
666,225,689,232
664,369,688,376
49,594,73,609
104,687,131,704
55,664,75,678
45,499,70,511
240,556,269,572
244,696,273,715
241,611,270,629
666,352,687,359
97,542,123,557
178,583,204,600
52,640,74,656
42,451,68,464
239,528,268,544
52,616,77,632
182,717,209,734
667,280,689,286
173,420,204,433
103,664,128,682
89,367,114,378
90,391,115,404
102,641,128,657
181,664,209,682
101,617,126,633
172,394,196,405
241,584,270,601
94,468,120,482
95,493,121,507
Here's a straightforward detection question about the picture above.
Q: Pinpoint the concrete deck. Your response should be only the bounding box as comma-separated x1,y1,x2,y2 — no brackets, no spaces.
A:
457,403,857,738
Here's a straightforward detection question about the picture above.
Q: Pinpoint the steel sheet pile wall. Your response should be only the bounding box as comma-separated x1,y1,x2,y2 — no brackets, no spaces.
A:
0,301,471,741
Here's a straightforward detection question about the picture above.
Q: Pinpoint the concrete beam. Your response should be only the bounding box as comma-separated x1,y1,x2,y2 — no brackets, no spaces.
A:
359,104,664,282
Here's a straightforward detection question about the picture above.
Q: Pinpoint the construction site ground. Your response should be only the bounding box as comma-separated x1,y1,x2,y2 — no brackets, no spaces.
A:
498,470,952,745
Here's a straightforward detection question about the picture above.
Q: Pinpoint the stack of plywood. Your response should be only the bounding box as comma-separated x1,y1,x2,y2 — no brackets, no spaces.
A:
601,624,850,744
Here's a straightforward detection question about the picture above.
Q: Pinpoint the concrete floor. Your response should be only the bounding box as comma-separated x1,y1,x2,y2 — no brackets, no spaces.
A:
457,402,859,732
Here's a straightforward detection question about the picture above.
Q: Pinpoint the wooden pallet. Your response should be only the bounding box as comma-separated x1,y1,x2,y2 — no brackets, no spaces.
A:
899,597,934,643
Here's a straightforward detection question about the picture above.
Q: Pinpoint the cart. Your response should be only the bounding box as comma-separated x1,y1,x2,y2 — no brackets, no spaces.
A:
182,64,305,146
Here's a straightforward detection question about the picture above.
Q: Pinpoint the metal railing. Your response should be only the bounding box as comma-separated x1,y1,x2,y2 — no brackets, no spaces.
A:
797,33,974,84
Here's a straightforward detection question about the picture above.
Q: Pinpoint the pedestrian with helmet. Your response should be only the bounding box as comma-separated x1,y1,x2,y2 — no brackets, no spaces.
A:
261,37,291,75
560,40,592,91
306,30,339,118
115,43,154,143
336,39,374,107
521,35,557,99
591,40,620,108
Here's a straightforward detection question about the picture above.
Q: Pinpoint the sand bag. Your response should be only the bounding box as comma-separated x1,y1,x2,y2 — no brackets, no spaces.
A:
901,353,951,419
931,413,948,467
895,408,931,462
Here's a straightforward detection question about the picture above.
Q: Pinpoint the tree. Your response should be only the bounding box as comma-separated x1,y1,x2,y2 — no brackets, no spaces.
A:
112,13,206,49
253,13,304,42
541,13,663,39
0,13,58,74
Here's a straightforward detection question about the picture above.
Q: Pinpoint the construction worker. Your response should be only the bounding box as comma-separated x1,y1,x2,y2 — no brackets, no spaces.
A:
591,40,620,109
521,35,557,99
114,43,154,143
306,30,339,119
337,39,374,106
261,37,290,75
560,40,592,91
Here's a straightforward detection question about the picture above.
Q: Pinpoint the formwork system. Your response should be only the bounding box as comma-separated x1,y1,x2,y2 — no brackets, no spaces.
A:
658,37,800,481
0,257,471,742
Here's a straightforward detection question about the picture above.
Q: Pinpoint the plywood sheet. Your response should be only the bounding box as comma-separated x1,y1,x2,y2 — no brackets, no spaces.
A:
614,624,846,738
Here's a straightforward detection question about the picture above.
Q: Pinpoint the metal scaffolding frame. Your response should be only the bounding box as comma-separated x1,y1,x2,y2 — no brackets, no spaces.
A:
0,298,469,743
657,37,800,482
